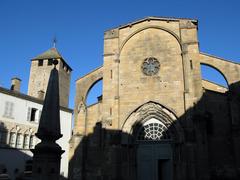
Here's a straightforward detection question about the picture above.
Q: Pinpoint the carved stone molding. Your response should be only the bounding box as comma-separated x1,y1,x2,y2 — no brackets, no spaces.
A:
121,102,184,143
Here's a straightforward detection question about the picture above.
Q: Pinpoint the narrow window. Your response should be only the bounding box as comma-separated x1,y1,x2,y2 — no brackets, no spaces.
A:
3,101,10,117
3,101,14,118
23,135,29,149
16,133,23,148
190,60,193,69
38,60,43,66
110,108,112,116
29,135,34,149
9,132,16,147
110,70,112,79
30,108,37,122
48,59,53,66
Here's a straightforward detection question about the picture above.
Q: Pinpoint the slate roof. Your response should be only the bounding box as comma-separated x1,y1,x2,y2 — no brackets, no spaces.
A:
32,47,62,60
31,47,72,71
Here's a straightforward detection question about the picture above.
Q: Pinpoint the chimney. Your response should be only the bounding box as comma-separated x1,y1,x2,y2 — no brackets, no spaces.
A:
11,77,21,92
37,90,45,100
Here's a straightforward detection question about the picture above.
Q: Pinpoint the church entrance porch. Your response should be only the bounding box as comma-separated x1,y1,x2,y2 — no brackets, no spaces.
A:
119,102,183,180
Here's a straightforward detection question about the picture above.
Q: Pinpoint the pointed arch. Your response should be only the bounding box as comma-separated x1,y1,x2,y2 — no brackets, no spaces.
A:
121,101,184,144
119,25,182,53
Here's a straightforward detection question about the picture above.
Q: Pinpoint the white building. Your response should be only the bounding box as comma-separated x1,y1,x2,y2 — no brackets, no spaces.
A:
0,47,73,179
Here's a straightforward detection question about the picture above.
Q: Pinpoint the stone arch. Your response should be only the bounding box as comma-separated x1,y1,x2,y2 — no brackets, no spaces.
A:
199,53,240,85
200,62,229,87
75,66,103,107
121,101,184,143
85,78,103,105
119,25,182,53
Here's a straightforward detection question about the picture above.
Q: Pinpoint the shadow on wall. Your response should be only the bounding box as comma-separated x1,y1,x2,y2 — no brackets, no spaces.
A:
0,122,68,180
68,81,240,180
0,122,35,180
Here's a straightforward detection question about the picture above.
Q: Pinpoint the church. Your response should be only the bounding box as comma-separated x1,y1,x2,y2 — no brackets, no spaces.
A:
69,17,240,180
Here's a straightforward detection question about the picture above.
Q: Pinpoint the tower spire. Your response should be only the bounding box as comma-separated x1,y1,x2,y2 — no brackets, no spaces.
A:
53,36,57,48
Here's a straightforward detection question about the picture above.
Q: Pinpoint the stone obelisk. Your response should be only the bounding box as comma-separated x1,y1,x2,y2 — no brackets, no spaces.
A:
31,59,64,180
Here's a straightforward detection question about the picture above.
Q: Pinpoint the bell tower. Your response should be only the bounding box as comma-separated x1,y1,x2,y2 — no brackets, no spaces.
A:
28,47,72,107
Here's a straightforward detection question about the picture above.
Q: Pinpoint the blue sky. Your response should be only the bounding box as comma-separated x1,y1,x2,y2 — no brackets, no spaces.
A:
0,0,239,108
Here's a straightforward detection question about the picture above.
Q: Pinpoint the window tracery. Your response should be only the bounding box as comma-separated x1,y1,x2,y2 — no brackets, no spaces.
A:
141,57,160,76
137,118,170,141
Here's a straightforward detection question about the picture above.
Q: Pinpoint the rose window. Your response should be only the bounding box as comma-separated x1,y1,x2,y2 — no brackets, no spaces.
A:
141,57,160,76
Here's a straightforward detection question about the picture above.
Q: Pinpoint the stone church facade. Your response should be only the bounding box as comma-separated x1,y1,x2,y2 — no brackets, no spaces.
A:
69,17,240,180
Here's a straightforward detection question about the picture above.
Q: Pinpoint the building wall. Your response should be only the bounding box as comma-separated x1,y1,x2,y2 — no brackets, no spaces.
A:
118,28,184,126
28,58,71,107
70,17,240,180
58,59,72,107
74,18,199,135
0,91,72,178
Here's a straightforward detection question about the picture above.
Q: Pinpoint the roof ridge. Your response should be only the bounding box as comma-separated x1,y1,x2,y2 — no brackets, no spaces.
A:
105,16,198,32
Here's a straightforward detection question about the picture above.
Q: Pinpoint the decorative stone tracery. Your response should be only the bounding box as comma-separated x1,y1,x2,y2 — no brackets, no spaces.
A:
121,101,184,143
141,57,160,76
137,118,170,141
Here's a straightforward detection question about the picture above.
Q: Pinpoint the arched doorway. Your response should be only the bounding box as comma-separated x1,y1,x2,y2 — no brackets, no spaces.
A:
136,118,173,180
122,102,183,180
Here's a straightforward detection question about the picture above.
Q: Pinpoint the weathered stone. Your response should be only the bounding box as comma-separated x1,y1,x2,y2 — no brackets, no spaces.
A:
69,17,240,180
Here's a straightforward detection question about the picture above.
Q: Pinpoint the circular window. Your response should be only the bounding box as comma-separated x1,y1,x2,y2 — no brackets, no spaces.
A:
141,57,160,76
137,118,170,141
